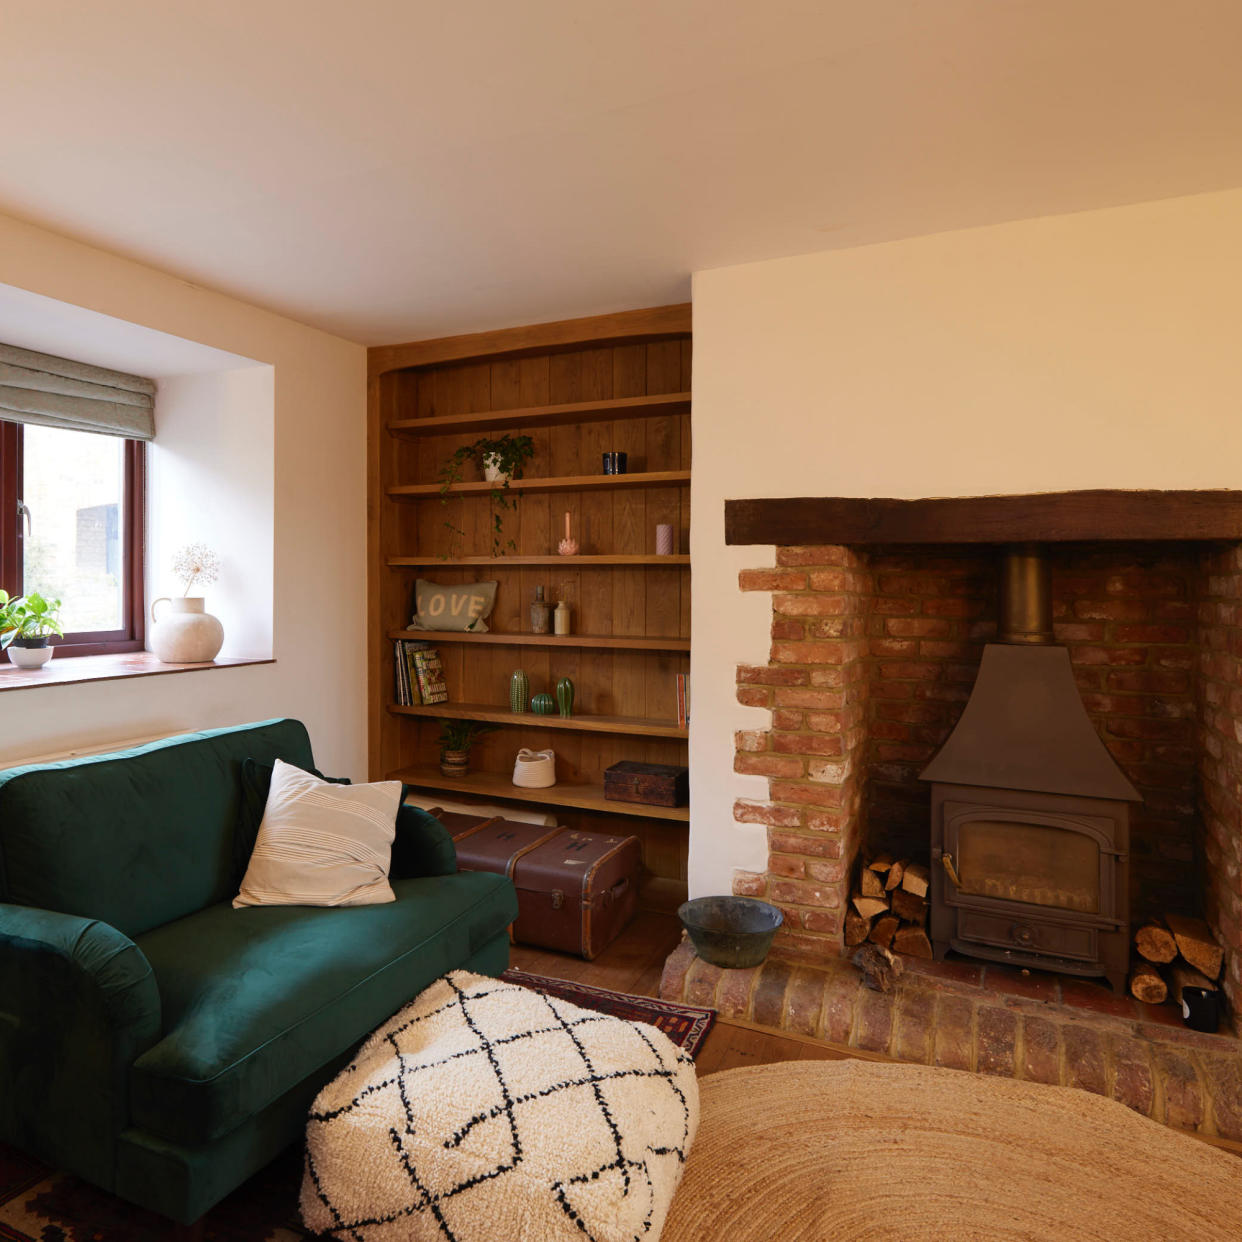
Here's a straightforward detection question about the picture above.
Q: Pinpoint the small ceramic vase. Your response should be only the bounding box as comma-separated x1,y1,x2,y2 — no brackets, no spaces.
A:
554,600,571,636
656,523,675,555
150,597,224,663
509,669,530,713
531,692,556,715
556,676,575,718
530,586,551,634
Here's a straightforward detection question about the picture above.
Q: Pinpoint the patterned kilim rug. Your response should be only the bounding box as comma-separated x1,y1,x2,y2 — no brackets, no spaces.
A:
0,973,714,1242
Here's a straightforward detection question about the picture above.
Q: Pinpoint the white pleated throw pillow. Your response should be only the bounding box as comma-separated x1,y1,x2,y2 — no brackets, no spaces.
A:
233,759,401,908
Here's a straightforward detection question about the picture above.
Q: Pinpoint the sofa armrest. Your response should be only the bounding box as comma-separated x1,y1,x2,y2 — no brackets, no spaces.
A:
0,903,161,1185
391,805,458,880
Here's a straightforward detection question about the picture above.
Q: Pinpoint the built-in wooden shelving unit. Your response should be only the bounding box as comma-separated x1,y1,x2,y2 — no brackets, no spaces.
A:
368,304,692,886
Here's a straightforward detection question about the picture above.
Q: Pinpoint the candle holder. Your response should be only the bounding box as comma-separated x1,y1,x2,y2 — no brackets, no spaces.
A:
558,509,579,556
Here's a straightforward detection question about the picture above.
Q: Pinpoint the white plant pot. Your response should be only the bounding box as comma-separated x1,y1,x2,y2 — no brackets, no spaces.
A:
7,643,53,669
150,596,224,664
482,453,511,485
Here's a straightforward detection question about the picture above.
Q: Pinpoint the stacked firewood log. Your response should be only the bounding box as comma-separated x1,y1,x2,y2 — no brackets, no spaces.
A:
1129,914,1224,1008
845,855,933,959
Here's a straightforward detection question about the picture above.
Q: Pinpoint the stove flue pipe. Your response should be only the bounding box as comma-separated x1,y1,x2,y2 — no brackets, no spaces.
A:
998,544,1054,645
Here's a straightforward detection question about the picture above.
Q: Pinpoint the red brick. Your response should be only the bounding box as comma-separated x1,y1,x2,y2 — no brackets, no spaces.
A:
886,617,953,639
751,959,793,1027
769,830,840,858
772,641,851,665
805,811,848,832
1108,1036,1155,1117
1154,1047,1205,1129
1053,621,1107,642
772,732,844,757
870,637,918,657
774,687,845,709
716,966,759,1020
818,966,860,1044
774,593,850,617
1201,1054,1242,1141
768,854,805,879
738,663,808,686
684,958,724,1008
658,938,696,1001
1105,668,1192,694
1069,646,1148,667
976,1006,1017,1077
984,965,1059,1003
806,859,846,883
873,596,920,616
1021,1016,1061,1085
1113,624,1191,644
785,967,827,1036
878,573,952,596
801,909,842,935
777,546,852,568
932,994,975,1070
919,640,975,659
893,988,935,1065
1073,599,1150,622
734,800,802,828
808,569,865,591
734,729,768,753
1104,717,1193,743
1062,1025,1107,1096
735,753,804,779
770,618,805,640
877,661,942,681
922,597,984,618
804,710,844,733
855,988,894,1054
770,878,839,907
732,871,768,898
739,568,806,592
771,709,803,730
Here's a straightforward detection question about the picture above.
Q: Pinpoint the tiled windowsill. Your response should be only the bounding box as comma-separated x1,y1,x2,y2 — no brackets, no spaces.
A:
0,651,273,693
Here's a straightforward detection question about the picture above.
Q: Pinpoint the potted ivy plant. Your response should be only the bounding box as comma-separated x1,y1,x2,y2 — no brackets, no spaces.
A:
438,433,535,556
438,719,499,778
0,590,65,668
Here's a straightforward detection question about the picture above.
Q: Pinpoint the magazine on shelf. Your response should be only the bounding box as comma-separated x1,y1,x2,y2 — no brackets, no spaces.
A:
412,646,449,704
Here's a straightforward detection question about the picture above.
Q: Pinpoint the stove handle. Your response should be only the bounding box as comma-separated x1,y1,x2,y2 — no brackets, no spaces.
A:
941,852,962,889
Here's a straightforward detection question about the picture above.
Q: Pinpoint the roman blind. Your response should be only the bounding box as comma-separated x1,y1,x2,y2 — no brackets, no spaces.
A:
0,342,156,441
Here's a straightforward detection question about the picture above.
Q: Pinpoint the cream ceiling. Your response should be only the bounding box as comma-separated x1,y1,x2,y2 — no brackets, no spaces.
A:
2,1,1240,345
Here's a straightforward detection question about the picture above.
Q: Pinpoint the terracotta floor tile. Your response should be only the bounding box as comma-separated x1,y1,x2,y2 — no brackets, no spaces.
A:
1059,977,1139,1020
982,965,1060,1002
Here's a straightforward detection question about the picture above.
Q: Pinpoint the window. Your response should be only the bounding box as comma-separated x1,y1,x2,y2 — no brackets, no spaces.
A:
0,420,146,655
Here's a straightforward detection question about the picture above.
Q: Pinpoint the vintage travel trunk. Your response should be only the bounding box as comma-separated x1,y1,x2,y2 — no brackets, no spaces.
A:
511,830,641,959
603,760,689,807
426,811,641,958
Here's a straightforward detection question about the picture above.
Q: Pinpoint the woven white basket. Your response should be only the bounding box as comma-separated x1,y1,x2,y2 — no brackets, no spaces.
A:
512,747,556,788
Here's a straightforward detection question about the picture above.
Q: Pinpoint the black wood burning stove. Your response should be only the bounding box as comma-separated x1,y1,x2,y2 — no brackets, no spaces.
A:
921,547,1139,992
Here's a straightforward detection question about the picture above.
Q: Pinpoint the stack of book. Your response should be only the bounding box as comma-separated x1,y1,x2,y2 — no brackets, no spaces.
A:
394,640,449,706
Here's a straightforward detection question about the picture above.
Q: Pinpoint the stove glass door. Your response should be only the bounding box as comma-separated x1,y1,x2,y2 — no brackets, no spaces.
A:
956,819,1099,913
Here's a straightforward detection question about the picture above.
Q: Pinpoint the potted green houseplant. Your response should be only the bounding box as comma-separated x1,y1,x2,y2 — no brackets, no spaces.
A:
437,719,499,778
0,590,65,668
438,433,535,556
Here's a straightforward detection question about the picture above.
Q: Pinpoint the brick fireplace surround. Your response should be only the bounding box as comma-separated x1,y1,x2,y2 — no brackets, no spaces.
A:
661,492,1242,1142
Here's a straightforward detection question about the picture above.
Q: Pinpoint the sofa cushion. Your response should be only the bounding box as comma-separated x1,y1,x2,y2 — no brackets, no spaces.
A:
0,719,314,937
234,760,401,909
129,871,518,1145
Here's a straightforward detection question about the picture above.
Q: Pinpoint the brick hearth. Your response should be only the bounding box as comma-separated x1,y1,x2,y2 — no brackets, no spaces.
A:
660,938,1242,1141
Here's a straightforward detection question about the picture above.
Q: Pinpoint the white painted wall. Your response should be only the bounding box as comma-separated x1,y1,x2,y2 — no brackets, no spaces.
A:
689,186,1242,898
0,213,367,775
148,368,276,660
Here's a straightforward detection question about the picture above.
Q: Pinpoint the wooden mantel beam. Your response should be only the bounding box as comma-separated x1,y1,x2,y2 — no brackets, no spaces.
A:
724,490,1242,546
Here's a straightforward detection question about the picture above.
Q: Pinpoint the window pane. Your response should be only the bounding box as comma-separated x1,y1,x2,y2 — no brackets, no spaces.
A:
22,425,125,633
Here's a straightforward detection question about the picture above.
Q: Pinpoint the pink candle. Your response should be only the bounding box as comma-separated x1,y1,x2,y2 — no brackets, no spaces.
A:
564,511,571,540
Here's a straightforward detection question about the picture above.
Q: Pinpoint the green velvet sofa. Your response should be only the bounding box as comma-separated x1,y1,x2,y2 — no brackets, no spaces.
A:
0,718,519,1225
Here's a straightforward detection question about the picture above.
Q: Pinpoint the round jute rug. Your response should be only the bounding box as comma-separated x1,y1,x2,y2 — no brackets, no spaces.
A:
662,1059,1242,1242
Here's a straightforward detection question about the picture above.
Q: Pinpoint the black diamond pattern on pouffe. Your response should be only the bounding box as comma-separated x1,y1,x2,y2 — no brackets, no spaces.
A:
301,971,699,1242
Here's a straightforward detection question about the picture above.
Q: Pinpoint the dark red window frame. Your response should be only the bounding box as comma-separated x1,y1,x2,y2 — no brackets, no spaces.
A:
0,420,146,656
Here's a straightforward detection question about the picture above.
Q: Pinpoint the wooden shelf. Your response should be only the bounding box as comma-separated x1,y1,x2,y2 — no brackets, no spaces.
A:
390,701,686,738
391,765,690,823
388,629,690,651
388,554,689,567
388,392,690,438
389,470,690,501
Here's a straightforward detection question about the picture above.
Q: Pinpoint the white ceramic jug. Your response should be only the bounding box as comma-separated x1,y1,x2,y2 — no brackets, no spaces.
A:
150,596,224,664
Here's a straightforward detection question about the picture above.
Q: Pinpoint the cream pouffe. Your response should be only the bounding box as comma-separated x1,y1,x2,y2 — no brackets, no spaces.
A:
302,971,699,1242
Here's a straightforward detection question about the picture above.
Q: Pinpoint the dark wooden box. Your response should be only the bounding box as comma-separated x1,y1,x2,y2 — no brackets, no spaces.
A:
603,760,689,808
